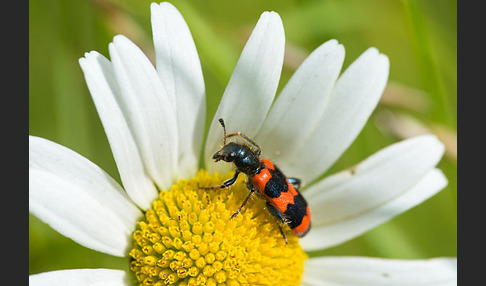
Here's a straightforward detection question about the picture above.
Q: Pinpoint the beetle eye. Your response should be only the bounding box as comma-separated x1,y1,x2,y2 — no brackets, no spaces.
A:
224,152,236,161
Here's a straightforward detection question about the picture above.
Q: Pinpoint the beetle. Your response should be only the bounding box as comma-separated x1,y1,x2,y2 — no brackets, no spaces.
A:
203,118,311,243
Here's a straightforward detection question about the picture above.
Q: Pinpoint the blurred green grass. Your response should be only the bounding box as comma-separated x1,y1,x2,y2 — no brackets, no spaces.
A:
29,0,457,275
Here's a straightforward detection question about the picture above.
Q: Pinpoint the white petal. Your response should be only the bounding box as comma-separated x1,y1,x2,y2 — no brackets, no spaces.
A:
29,269,130,286
79,51,158,210
301,168,447,251
281,48,389,183
302,257,457,286
109,35,178,190
307,135,444,225
204,11,285,174
300,135,446,251
255,40,345,161
29,136,142,257
151,2,206,178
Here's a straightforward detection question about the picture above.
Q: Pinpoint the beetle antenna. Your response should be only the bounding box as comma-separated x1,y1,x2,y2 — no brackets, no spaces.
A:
218,118,227,145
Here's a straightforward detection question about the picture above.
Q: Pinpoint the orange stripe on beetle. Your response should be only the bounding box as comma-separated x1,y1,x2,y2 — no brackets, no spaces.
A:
252,168,272,191
261,159,275,170
292,207,311,237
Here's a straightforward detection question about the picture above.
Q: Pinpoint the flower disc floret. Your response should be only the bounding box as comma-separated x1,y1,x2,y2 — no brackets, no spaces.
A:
129,170,307,286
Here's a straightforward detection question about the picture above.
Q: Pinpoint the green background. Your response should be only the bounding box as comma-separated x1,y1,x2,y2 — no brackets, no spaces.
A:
29,0,457,275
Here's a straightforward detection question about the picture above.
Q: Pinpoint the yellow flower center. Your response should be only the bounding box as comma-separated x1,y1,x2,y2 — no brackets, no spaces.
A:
129,170,307,286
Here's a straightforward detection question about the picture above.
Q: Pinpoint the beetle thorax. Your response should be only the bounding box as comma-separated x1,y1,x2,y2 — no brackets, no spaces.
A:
233,145,261,175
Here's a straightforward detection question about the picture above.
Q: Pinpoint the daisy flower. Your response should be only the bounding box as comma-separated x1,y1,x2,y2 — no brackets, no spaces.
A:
29,2,457,285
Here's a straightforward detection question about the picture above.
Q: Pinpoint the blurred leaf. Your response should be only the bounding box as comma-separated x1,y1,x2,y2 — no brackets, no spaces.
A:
403,0,456,126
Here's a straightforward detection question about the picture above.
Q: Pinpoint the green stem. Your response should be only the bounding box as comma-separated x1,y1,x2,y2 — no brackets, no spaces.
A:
402,0,454,127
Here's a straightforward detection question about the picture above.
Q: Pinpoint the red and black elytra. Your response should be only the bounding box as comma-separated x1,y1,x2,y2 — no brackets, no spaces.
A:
203,118,311,243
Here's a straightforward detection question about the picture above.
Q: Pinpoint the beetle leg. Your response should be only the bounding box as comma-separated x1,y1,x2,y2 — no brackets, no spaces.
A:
230,183,255,219
265,202,288,244
201,170,240,190
287,177,301,191
225,132,261,156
